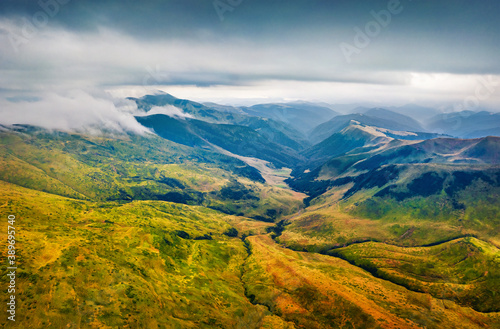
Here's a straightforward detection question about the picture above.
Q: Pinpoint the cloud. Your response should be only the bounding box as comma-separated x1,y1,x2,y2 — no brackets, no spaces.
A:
0,90,150,134
139,106,194,120
0,1,499,109
1,14,499,93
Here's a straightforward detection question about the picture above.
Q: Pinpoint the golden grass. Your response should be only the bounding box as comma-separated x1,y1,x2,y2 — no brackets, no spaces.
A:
0,180,273,328
244,235,500,329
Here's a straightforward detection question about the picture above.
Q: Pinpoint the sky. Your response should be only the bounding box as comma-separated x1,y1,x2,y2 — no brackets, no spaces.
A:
0,0,499,131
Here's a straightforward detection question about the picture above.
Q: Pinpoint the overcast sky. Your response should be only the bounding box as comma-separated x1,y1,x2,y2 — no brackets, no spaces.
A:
0,0,499,130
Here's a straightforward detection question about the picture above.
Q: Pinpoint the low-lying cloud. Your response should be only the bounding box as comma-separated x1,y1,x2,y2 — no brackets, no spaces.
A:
139,105,194,120
0,90,150,134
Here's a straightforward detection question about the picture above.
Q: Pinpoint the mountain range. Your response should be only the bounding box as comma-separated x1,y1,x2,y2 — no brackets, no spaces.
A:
426,110,500,138
241,102,339,134
1,93,500,328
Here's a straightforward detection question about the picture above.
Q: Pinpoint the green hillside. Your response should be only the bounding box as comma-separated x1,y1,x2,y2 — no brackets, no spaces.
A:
0,126,302,221
1,119,500,328
0,180,277,328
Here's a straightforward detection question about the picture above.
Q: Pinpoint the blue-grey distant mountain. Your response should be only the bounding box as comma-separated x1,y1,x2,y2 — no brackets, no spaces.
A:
202,102,247,114
136,114,304,168
130,93,310,151
465,127,500,139
129,92,239,123
324,103,367,114
242,102,338,134
362,108,425,132
297,121,447,175
387,104,441,122
426,111,500,138
302,124,391,162
351,136,500,171
309,113,437,144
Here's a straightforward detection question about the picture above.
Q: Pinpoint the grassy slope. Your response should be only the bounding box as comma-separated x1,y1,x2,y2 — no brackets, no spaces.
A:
278,167,500,313
0,180,288,328
244,235,499,329
2,181,499,328
282,163,500,250
328,237,500,312
0,129,303,221
1,126,500,327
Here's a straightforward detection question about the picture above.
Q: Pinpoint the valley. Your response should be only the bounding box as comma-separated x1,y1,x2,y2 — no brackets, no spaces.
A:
204,141,297,189
1,93,500,328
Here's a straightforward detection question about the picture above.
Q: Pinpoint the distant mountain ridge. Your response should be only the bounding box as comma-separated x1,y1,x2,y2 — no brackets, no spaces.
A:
130,93,311,151
130,94,500,177
302,123,391,163
386,104,441,122
242,102,339,134
425,111,500,138
136,114,304,168
362,108,425,131
309,111,438,144
131,94,500,143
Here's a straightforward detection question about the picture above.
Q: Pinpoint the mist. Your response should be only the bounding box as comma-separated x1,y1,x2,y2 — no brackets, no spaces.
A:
139,106,194,120
0,90,149,134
